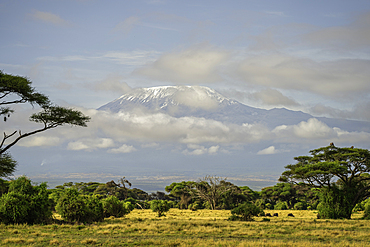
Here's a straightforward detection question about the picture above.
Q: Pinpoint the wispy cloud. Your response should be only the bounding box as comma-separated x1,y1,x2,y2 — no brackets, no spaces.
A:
113,16,141,35
257,146,277,155
31,10,71,27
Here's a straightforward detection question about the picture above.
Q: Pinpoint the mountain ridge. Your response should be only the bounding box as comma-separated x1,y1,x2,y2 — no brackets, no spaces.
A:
98,85,370,131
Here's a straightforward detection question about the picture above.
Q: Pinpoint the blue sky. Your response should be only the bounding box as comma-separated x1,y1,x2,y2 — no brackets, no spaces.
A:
1,0,370,188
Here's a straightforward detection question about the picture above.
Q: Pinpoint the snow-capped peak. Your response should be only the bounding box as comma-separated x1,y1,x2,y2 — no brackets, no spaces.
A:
99,85,238,114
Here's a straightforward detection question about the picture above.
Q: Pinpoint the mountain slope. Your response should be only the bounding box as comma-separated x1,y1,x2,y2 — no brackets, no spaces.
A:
98,85,370,131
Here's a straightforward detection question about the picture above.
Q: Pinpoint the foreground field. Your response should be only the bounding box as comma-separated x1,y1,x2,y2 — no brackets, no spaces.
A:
1,209,369,246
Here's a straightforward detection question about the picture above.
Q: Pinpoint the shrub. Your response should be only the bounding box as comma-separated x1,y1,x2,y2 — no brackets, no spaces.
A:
0,178,10,196
0,176,52,224
0,192,29,224
102,196,132,218
265,202,273,209
274,201,288,210
150,200,170,217
56,188,88,223
188,202,200,211
229,202,263,221
85,195,104,222
294,202,306,210
363,200,370,219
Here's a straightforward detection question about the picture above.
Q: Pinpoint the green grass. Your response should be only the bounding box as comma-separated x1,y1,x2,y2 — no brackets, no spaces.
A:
1,209,370,246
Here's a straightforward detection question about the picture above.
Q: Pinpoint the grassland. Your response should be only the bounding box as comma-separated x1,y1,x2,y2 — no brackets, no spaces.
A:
1,209,369,246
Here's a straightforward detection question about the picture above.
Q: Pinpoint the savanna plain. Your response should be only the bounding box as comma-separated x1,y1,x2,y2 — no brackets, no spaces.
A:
1,209,369,247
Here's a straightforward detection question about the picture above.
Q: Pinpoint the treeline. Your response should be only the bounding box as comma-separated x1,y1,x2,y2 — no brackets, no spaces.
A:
2,174,369,225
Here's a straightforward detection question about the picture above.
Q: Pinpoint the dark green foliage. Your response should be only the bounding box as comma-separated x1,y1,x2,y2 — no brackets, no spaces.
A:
260,182,318,210
294,202,306,210
56,188,88,223
0,70,50,118
30,105,90,128
362,200,370,219
150,200,170,217
165,181,196,209
279,144,370,219
0,153,17,178
274,201,288,210
229,202,263,221
317,185,354,219
0,192,29,224
188,202,201,211
85,195,104,222
102,195,133,218
56,188,108,223
0,176,52,224
0,178,9,196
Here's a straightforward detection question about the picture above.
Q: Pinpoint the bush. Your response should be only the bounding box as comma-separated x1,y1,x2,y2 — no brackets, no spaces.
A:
363,200,370,219
0,176,52,224
0,192,29,224
102,196,133,218
56,188,88,223
150,200,170,217
85,195,104,222
294,202,306,210
229,202,263,221
188,202,200,211
274,201,288,210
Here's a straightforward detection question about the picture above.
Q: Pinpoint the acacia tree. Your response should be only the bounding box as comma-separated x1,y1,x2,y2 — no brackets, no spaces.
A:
0,71,90,177
279,143,370,219
195,176,236,210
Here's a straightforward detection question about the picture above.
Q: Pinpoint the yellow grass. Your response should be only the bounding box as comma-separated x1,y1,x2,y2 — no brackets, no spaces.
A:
1,209,370,246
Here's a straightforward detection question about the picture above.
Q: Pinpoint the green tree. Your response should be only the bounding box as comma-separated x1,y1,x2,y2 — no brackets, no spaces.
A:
261,183,298,209
279,144,370,219
229,202,263,221
150,200,170,217
165,181,196,209
0,70,90,177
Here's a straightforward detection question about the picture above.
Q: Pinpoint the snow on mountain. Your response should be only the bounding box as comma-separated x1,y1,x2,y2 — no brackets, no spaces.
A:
98,85,370,131
99,85,236,112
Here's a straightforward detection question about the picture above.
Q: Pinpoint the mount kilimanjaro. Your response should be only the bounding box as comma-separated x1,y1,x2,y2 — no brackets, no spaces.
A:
98,85,370,132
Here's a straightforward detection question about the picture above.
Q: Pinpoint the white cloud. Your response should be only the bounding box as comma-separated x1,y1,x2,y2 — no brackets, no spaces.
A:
272,118,370,145
67,141,89,151
82,109,270,144
108,144,137,153
182,144,220,155
208,145,220,154
257,146,277,155
173,86,219,110
18,136,60,147
67,138,114,151
272,118,335,141
134,45,229,84
293,118,336,139
31,10,71,27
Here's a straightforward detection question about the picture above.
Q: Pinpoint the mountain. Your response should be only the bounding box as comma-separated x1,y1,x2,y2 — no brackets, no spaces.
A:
98,85,370,131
